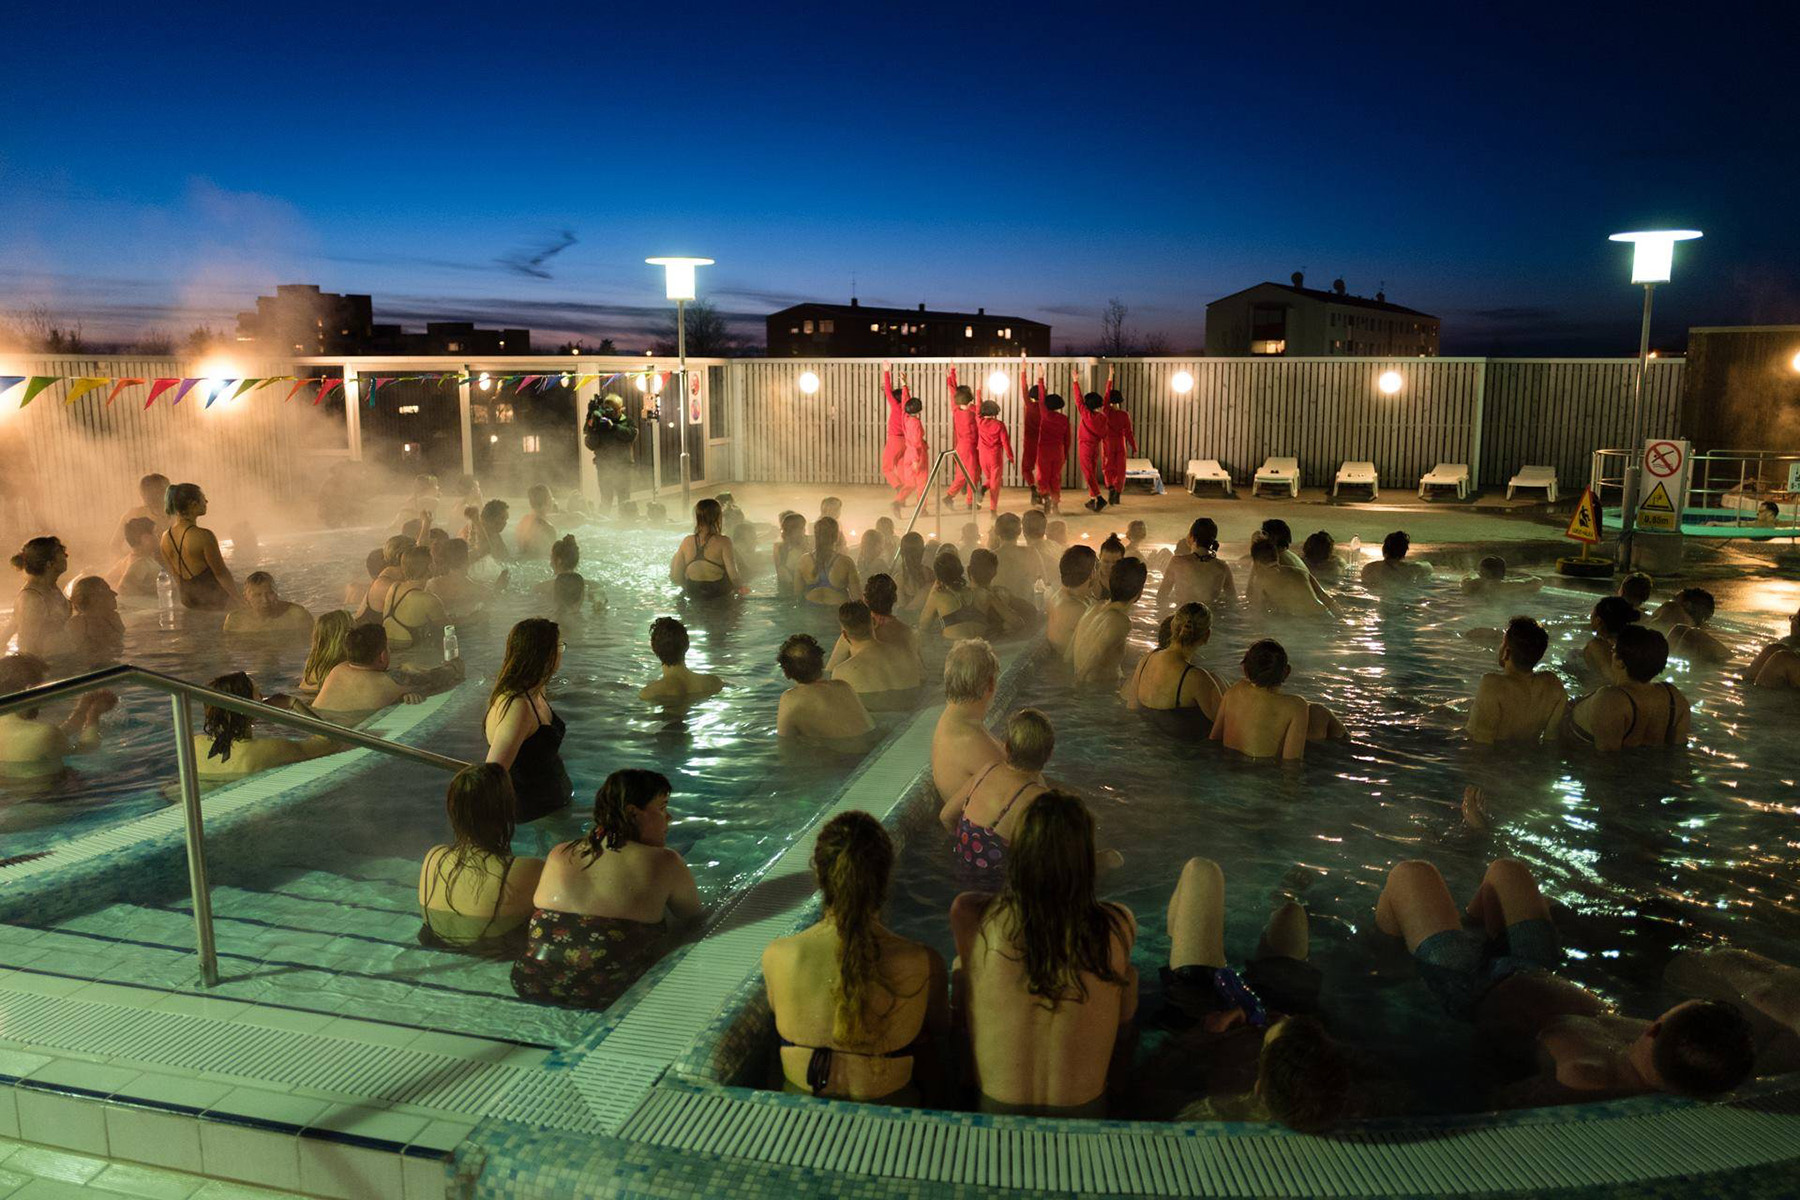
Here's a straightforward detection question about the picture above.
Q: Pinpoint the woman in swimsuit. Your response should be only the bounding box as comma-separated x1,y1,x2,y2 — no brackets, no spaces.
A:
5,537,72,657
669,498,742,601
1123,602,1224,730
1156,522,1236,620
419,763,544,957
512,768,702,1008
484,618,573,823
917,549,988,640
1564,625,1692,752
353,535,411,624
762,811,949,1102
382,546,449,653
160,484,241,611
196,672,342,780
0,652,115,779
938,708,1053,873
795,516,858,607
893,532,933,614
297,610,354,698
772,512,808,597
1580,596,1642,678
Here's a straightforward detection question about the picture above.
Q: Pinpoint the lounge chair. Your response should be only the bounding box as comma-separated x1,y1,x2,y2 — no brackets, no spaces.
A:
1123,458,1164,494
1184,458,1234,497
1507,465,1559,503
1252,456,1299,498
1333,460,1379,500
1417,462,1471,500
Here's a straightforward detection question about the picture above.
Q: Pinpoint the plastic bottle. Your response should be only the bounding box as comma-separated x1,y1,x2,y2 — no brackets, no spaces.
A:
442,624,460,663
1349,535,1363,555
156,570,176,629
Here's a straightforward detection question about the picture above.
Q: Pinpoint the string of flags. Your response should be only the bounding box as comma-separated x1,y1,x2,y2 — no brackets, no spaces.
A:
0,370,666,411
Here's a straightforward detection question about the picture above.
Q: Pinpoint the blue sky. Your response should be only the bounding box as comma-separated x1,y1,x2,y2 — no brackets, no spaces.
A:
2,1,1791,353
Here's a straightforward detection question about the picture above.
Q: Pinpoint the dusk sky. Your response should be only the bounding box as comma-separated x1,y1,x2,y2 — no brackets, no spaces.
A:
2,2,1792,355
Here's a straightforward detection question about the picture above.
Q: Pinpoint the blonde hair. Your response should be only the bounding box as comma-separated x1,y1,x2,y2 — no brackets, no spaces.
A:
943,638,998,703
1169,602,1212,648
1004,708,1054,771
302,611,355,688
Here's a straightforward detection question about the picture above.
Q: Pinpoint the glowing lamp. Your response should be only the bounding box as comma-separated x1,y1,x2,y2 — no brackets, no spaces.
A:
478,373,491,392
645,256,714,301
986,371,1009,396
1608,230,1701,285
1790,351,1800,374
1171,370,1195,395
798,371,820,395
489,434,499,444
1377,370,1403,395
634,374,649,394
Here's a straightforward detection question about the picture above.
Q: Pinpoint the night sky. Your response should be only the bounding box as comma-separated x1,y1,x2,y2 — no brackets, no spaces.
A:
2,2,1793,355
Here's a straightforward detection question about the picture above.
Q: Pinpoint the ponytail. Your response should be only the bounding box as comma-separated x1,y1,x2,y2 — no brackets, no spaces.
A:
812,811,895,1046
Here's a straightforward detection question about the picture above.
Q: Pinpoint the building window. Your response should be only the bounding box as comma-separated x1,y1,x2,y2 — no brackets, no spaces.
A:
397,404,421,415
446,342,461,352
965,326,974,338
1251,339,1286,356
522,435,542,453
820,320,834,334
401,441,421,455
495,403,515,424
871,322,881,332
803,320,814,334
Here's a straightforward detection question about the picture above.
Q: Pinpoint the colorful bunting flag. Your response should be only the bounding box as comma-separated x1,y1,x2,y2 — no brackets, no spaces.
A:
144,379,180,408
105,378,146,406
314,379,342,405
19,377,59,407
203,380,233,408
61,377,107,406
282,378,315,403
229,378,262,401
0,376,24,398
252,377,284,391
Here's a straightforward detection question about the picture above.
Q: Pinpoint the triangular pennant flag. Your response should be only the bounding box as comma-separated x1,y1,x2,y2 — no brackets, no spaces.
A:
106,378,146,406
253,377,284,391
313,378,342,405
374,377,399,392
170,378,202,406
143,378,180,408
516,375,540,392
229,378,262,401
282,378,313,403
203,380,234,408
62,377,107,406
19,377,59,407
0,376,24,397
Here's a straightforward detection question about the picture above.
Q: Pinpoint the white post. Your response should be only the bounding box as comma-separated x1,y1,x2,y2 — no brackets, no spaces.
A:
343,363,362,462
1619,283,1656,564
677,298,690,511
576,365,599,505
457,364,474,479
1469,358,1487,489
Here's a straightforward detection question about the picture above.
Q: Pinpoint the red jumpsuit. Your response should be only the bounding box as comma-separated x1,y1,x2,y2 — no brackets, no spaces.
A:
1074,368,1111,499
1019,362,1043,494
1102,405,1138,492
976,413,1016,513
896,412,930,506
1035,409,1070,509
944,366,980,504
881,369,907,490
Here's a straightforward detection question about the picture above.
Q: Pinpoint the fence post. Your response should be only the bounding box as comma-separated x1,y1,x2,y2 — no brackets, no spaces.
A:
343,363,362,462
169,692,220,988
1470,359,1487,488
458,364,475,480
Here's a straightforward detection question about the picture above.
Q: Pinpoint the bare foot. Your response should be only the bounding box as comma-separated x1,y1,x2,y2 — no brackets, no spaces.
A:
1461,785,1489,831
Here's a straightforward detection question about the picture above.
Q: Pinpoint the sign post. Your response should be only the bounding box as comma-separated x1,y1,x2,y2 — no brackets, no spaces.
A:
1636,438,1689,536
1556,487,1611,577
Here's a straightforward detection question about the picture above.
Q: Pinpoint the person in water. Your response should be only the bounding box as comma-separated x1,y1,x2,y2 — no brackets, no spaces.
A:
776,633,874,739
64,577,124,661
467,499,512,564
639,616,725,704
1617,572,1654,608
1123,602,1223,727
160,483,242,610
532,534,583,602
514,484,559,559
830,601,922,710
427,538,504,621
1070,556,1147,686
1467,617,1567,745
952,790,1137,1116
195,672,342,780
762,811,949,1103
1157,518,1236,615
892,531,932,613
1300,530,1340,585
312,625,440,723
772,511,807,598
484,618,572,823
669,498,743,600
1211,639,1347,760
0,653,115,778
4,537,72,657
930,638,1004,803
990,512,1045,605
1246,538,1338,618
1021,509,1058,583
938,707,1053,872
297,611,354,699
966,548,1035,635
223,571,315,637
380,546,450,654
1461,555,1543,601
106,517,162,602
1647,587,1730,664
1664,946,1800,1075
1360,530,1431,591
111,472,172,553
1564,625,1691,751
1581,595,1643,677
353,535,411,624
1376,855,1754,1106
512,768,703,1008
418,763,544,957
1093,533,1124,597
795,516,858,608
917,549,990,641
1046,546,1099,657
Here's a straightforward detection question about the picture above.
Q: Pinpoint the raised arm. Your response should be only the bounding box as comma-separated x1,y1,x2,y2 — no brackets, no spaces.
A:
947,365,958,398
883,361,900,412
1104,366,1114,404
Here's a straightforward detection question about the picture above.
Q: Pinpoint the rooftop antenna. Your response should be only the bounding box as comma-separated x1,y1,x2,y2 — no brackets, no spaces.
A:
850,270,857,303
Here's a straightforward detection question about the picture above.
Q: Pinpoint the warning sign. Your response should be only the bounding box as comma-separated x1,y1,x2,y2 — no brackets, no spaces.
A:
1638,481,1678,532
1565,488,1603,543
1645,440,1684,479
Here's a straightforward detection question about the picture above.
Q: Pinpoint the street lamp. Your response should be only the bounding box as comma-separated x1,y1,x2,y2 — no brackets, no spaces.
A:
646,256,714,510
1608,229,1700,564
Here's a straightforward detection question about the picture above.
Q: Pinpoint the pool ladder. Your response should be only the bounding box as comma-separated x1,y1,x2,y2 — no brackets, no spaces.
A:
890,449,979,566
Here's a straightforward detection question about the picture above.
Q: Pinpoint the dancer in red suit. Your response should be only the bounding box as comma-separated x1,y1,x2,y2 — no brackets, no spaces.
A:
1073,366,1115,512
976,400,1016,514
1034,392,1070,513
893,394,930,513
943,367,981,508
880,362,909,492
1019,355,1044,503
1101,391,1138,507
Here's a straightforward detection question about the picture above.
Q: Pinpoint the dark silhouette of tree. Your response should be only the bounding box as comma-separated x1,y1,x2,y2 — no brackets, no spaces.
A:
656,299,735,357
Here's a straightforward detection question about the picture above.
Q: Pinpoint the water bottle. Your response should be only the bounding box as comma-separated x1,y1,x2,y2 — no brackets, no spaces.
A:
156,570,176,629
1349,535,1363,555
1033,576,1046,606
442,624,460,663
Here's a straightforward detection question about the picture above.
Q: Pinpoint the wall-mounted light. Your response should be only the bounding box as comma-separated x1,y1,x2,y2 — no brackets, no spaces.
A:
478,373,491,392
1377,370,1404,395
1790,351,1800,374
986,370,1009,396
1171,370,1195,395
798,371,821,395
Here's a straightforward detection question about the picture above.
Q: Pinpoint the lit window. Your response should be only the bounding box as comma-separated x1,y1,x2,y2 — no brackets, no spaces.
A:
496,403,515,424
447,342,461,352
790,326,800,334
398,404,421,415
803,320,815,334
901,324,910,335
522,435,542,453
871,323,881,332
498,340,506,348
401,441,421,454
820,320,835,333
965,326,973,338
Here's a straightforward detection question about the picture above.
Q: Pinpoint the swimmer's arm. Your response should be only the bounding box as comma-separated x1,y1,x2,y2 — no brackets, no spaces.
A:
720,539,744,589
1466,678,1500,744
668,538,689,585
662,852,703,921
841,560,862,602
1281,705,1309,760
1121,654,1146,709
825,633,851,671
1207,696,1230,743
938,773,978,832
1541,684,1570,743
923,947,952,1037
775,692,798,737
1672,696,1693,747
485,702,534,768
198,531,242,603
1588,694,1630,752
1153,565,1175,615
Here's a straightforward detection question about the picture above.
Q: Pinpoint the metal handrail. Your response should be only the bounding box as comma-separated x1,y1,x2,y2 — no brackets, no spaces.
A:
891,448,978,564
0,663,471,988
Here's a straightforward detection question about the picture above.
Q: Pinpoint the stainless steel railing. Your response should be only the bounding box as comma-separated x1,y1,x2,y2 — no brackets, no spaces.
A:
1590,447,1800,528
891,449,979,562
0,664,469,987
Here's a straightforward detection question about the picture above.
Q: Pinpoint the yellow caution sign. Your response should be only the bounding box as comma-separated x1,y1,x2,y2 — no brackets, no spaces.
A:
1565,488,1602,543
1638,481,1678,532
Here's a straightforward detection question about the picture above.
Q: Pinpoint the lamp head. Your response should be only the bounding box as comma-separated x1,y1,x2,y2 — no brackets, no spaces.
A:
1608,230,1701,285
645,256,714,301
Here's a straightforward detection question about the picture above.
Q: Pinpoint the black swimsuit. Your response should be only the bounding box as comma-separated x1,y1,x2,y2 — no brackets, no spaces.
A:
1564,681,1681,746
1140,661,1213,735
683,534,733,600
509,700,572,821
167,525,232,610
383,582,434,644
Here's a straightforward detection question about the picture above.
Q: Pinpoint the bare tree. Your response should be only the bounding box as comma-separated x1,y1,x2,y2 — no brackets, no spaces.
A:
1098,298,1130,356
129,329,175,355
557,338,618,355
1137,330,1172,356
1,304,86,353
183,325,224,355
656,299,735,357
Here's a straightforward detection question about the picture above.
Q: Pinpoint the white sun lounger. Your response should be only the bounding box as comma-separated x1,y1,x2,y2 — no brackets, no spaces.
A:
1252,456,1299,498
1123,458,1164,494
1417,462,1471,500
1507,465,1559,502
1333,460,1380,500
1184,458,1234,497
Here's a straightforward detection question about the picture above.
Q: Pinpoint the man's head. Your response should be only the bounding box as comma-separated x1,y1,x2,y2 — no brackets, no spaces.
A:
1022,509,1047,541
995,512,1022,543
1058,545,1097,589
1125,519,1147,544
346,623,390,669
1047,519,1068,544
442,538,470,571
943,638,999,704
139,472,171,508
402,546,433,582
1593,596,1643,636
1675,587,1716,624
123,517,157,552
1260,519,1293,550
1250,537,1279,566
650,616,688,665
1613,624,1670,682
1641,1000,1755,1097
244,571,280,616
1618,572,1654,606
1256,1015,1351,1133
967,548,999,588
778,633,825,684
1242,639,1289,688
1108,556,1148,604
979,399,1000,418
1501,616,1550,670
70,575,117,615
838,600,875,643
864,573,898,617
1478,555,1506,581
1381,531,1410,561
820,496,843,520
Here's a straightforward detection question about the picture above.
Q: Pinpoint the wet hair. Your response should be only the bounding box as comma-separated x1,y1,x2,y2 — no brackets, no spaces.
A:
442,538,470,570
650,616,689,665
201,672,256,762
1082,391,1103,411
943,638,999,702
0,653,49,715
347,623,389,666
550,535,580,574
1759,500,1780,517
778,633,825,683
527,483,551,513
429,764,518,910
1302,530,1334,564
1125,519,1147,542
382,534,412,567
979,399,999,418
552,572,585,608
364,548,387,580
164,482,204,517
1250,536,1278,565
1186,518,1220,556
1381,531,1410,560
10,537,64,576
994,791,1127,1007
897,532,931,591
1260,1016,1351,1133
863,573,898,616
1058,545,1097,587
1243,639,1289,688
1170,602,1212,648
480,498,509,526
1478,555,1506,580
1023,509,1047,538
933,548,967,592
401,546,433,580
1004,708,1055,771
69,575,113,611
839,600,874,640
1109,557,1148,604
577,768,671,865
995,512,1022,542
1651,1001,1755,1097
1156,614,1175,650
693,498,723,540
303,611,355,688
1613,625,1669,682
1044,393,1065,411
1618,573,1653,606
1099,533,1124,558
875,516,895,537
779,511,806,541
812,517,841,572
903,397,922,415
1593,596,1643,636
489,618,560,714
967,548,999,587
1675,587,1715,623
1503,617,1550,669
1261,519,1293,550
812,811,898,1047
123,517,157,548
245,570,274,589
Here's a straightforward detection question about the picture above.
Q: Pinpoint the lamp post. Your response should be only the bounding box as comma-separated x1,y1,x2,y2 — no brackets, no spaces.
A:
1607,229,1700,565
645,256,714,511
